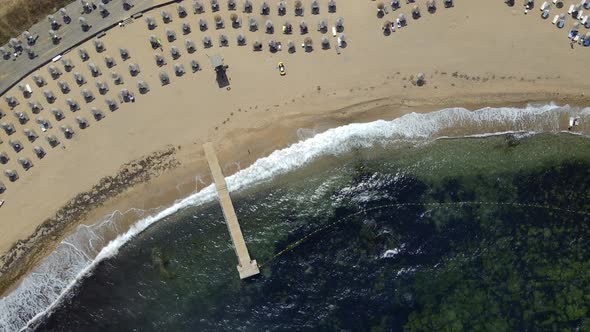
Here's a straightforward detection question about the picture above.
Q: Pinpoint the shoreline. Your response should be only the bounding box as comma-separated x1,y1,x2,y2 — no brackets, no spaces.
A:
1,90,589,297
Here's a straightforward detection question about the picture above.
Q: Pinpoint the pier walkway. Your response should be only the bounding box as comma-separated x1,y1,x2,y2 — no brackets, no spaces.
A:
203,143,259,280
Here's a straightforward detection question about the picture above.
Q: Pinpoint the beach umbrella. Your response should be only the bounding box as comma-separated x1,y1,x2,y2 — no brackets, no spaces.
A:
194,0,204,13
416,72,426,86
58,80,70,93
28,100,43,113
82,88,94,102
99,3,109,17
9,139,23,152
61,125,74,139
287,40,296,53
48,15,60,30
146,16,157,30
9,38,21,50
51,108,65,121
412,5,421,18
283,20,292,34
177,3,187,17
170,46,181,59
155,53,166,66
96,80,109,95
160,71,170,85
237,33,246,45
317,19,327,32
182,23,191,35
23,128,38,142
93,39,105,53
33,146,45,159
46,134,60,147
32,74,46,87
111,71,123,85
161,10,172,23
185,39,196,53
174,63,185,76
278,1,286,15
300,20,308,34
377,2,385,12
14,111,28,124
335,17,344,32
0,152,8,164
399,13,407,24
78,47,89,61
73,72,86,86
76,116,89,129
328,0,337,13
444,0,453,7
1,122,15,135
253,40,262,51
18,157,33,171
200,18,208,31
149,34,160,49
211,0,219,12
427,0,436,12
572,22,581,31
203,35,212,48
128,62,140,76
0,181,4,193
219,34,229,46
268,39,278,51
312,0,320,14
249,17,258,31
61,58,74,72
261,1,270,15
383,20,392,31
48,30,60,44
105,56,116,68
266,20,274,33
228,0,236,10
321,36,330,49
59,8,70,23
0,47,9,59
166,28,176,42
24,46,35,59
4,169,18,182
66,98,80,111
105,98,118,111
214,14,224,28
243,0,252,13
92,107,105,119
88,62,101,77
4,95,18,108
230,13,240,28
304,36,313,51
137,80,150,94
48,64,62,79
295,0,303,15
191,60,200,72
43,89,56,103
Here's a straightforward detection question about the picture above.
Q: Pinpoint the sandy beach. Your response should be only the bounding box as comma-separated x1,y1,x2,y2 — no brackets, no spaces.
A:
1,0,590,298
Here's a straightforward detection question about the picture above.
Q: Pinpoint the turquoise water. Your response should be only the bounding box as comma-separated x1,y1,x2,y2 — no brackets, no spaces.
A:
30,132,590,331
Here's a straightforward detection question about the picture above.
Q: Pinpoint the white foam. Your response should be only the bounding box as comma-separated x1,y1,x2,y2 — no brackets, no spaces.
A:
0,103,584,332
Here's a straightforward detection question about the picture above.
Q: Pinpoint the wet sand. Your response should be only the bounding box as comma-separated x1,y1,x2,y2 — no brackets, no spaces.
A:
1,0,590,295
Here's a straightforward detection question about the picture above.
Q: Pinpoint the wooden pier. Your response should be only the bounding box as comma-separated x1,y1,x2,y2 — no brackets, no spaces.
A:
203,143,260,279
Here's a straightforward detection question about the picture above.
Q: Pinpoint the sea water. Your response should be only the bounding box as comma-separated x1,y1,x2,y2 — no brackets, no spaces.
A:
1,104,590,331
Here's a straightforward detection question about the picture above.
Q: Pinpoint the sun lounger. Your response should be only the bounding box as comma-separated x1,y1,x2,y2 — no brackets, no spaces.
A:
332,26,337,37
577,10,584,18
582,15,589,23
540,1,548,10
0,200,4,208
569,4,575,14
396,18,401,28
552,0,558,4
574,34,580,42
552,14,559,23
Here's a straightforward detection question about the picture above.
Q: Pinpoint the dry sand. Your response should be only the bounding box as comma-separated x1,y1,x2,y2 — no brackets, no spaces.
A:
1,0,590,294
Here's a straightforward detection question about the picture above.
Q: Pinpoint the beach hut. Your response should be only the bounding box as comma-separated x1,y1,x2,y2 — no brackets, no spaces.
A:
99,3,109,17
300,20,308,34
92,107,105,120
412,5,421,19
61,58,74,72
194,0,205,13
228,0,236,10
219,34,229,46
174,63,185,76
182,23,191,35
185,39,196,53
287,40,296,53
177,3,187,17
9,139,23,152
82,89,94,103
32,74,46,87
166,28,176,42
155,53,166,66
33,146,45,159
328,0,337,13
321,36,330,49
51,108,65,121
160,71,170,85
335,17,344,32
1,122,15,135
46,134,60,147
59,8,70,24
105,98,118,111
23,128,38,142
312,0,320,14
43,90,56,103
214,14,224,29
137,81,149,94
76,116,89,129
161,10,172,23
243,0,252,13
28,101,43,113
427,0,436,12
304,36,313,52
18,158,33,171
66,98,80,111
146,16,157,30
203,35,212,48
211,0,220,12
58,80,70,94
237,33,247,45
96,80,109,95
73,72,86,86
191,60,201,72
199,18,208,31
48,65,62,79
128,63,140,76
88,62,101,77
317,19,327,33
230,13,240,28
78,48,89,61
278,1,286,15
0,152,8,164
249,17,258,31
93,39,105,53
4,169,18,182
14,111,28,124
61,125,74,139
253,40,262,51
261,1,270,15
266,20,274,33
105,56,116,69
295,0,303,16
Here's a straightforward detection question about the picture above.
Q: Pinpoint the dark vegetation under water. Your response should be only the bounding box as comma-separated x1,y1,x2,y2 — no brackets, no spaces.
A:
34,133,590,331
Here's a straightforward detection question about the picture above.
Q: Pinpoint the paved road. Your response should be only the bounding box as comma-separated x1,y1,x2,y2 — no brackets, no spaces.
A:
0,0,171,96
